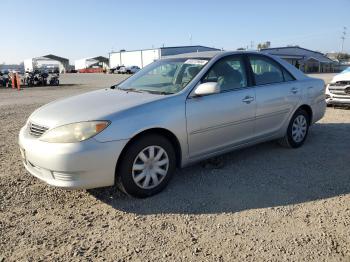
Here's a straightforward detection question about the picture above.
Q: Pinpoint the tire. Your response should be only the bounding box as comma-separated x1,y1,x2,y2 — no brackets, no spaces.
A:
116,134,176,198
279,108,310,148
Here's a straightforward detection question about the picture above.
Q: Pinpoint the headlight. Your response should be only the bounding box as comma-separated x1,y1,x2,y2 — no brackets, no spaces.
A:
39,121,110,143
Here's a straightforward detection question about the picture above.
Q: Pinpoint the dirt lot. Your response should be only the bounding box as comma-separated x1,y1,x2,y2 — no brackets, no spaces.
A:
0,73,349,261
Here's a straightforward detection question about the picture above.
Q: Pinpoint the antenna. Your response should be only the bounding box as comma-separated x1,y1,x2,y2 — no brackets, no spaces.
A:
341,26,347,53
189,33,192,46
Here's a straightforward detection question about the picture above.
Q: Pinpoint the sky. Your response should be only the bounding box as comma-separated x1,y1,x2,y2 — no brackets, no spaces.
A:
1,0,349,64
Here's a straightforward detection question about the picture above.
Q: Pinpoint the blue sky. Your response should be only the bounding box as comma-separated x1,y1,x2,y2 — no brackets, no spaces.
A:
1,0,349,64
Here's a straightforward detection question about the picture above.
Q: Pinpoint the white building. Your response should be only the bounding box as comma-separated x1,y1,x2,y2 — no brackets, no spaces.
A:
24,54,69,73
109,45,220,69
74,56,109,70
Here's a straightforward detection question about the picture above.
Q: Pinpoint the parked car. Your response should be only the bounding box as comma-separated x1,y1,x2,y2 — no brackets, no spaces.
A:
110,66,123,74
116,66,127,74
126,66,140,74
326,69,350,106
109,67,117,74
19,51,326,198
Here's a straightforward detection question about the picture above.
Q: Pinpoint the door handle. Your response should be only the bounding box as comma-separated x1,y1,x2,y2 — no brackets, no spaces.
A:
242,96,254,104
291,87,298,94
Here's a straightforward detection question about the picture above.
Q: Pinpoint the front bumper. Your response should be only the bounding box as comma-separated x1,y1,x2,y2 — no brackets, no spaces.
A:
18,125,128,189
326,85,350,106
326,96,350,106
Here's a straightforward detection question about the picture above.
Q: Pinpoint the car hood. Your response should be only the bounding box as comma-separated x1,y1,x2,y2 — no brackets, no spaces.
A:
29,89,163,128
331,72,350,83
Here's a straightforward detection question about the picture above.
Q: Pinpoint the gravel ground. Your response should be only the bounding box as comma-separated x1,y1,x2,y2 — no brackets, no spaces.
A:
0,73,349,261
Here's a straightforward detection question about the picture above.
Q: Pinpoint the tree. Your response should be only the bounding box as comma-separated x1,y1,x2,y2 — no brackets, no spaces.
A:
257,41,271,50
337,53,350,60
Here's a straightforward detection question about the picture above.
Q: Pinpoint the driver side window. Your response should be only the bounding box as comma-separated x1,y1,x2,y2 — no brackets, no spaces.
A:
203,56,248,92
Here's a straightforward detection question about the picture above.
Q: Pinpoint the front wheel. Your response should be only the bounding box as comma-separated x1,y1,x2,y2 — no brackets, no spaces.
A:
116,134,176,198
279,109,310,148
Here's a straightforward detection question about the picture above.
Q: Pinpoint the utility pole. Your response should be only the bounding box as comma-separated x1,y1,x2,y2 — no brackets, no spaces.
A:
341,26,347,53
250,41,254,50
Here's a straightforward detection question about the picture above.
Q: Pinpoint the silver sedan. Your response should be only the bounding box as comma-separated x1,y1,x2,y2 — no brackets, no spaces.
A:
19,51,326,197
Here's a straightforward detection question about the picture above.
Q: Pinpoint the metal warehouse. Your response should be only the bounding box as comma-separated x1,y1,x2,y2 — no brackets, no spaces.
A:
24,54,69,73
109,45,220,69
74,56,109,70
260,46,336,73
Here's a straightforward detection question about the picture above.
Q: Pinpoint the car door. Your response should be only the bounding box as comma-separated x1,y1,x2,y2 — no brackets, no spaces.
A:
248,55,301,138
186,55,256,158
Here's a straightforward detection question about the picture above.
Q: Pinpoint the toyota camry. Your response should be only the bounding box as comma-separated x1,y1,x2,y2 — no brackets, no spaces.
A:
19,51,326,197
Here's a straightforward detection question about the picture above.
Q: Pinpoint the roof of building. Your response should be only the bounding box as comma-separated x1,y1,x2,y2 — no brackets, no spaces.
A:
110,45,220,54
42,54,69,63
162,50,268,59
260,46,334,63
83,56,109,63
27,54,69,64
161,51,222,59
160,45,220,50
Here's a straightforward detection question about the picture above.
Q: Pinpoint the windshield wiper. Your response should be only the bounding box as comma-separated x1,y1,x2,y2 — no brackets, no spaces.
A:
112,86,144,93
141,90,175,95
111,86,174,95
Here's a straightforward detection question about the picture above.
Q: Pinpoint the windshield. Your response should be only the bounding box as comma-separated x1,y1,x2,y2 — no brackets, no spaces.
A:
117,58,209,94
340,67,350,74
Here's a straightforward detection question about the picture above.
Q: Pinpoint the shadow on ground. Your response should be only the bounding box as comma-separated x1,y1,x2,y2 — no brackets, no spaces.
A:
89,123,350,215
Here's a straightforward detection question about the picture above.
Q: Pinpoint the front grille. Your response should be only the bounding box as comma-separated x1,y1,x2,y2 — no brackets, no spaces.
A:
29,122,49,137
333,95,350,100
328,85,350,96
332,81,350,86
346,87,350,95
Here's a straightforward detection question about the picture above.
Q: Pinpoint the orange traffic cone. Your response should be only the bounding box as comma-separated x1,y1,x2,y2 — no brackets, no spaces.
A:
11,73,15,89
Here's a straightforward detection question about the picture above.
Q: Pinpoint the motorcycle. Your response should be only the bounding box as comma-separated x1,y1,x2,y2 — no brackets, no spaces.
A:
39,71,49,86
49,73,59,86
25,70,49,86
1,71,10,87
25,71,35,87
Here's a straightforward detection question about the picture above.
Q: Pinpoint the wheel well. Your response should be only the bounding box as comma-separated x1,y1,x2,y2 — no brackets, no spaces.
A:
298,104,313,123
116,128,182,172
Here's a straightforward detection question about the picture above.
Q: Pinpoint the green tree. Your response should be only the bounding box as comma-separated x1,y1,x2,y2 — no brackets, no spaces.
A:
337,53,350,60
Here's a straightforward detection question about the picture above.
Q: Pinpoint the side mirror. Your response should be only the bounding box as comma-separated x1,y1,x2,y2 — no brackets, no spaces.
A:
193,82,220,96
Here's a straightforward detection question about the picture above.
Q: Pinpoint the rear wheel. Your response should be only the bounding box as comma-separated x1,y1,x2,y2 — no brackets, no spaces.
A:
279,109,310,148
116,134,176,198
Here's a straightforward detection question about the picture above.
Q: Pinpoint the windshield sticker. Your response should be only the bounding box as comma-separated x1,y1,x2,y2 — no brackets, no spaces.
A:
184,59,208,66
